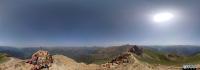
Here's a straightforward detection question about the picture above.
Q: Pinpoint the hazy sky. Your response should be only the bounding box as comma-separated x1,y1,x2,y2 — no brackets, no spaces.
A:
0,0,200,46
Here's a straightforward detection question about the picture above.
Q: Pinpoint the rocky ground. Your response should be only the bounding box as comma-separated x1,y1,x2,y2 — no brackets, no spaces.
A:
0,53,186,70
0,55,100,70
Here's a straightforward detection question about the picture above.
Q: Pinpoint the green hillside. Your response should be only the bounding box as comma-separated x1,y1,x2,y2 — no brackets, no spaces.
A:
136,48,200,65
0,53,9,63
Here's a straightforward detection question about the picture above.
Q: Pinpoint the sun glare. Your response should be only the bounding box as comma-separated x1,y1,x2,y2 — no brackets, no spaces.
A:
153,12,174,23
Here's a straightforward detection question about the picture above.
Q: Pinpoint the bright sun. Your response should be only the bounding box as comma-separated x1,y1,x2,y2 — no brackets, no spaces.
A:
153,12,174,23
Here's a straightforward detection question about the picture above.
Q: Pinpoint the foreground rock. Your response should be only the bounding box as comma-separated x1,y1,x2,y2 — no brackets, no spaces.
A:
0,55,100,70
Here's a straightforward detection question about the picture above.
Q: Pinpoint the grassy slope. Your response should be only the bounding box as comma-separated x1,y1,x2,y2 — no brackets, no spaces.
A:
136,48,200,65
0,53,9,63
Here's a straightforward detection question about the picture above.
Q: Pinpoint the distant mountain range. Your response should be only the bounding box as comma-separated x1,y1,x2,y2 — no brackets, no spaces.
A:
144,45,200,56
0,45,200,64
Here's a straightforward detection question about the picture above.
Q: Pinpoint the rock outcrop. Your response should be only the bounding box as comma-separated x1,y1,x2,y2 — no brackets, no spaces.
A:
0,55,100,70
128,45,143,56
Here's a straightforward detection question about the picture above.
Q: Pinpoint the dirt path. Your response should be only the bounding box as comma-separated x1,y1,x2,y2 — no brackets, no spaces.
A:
6,58,14,63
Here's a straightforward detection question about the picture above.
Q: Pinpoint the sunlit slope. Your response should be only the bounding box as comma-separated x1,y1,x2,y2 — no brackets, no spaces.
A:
0,53,9,63
136,48,200,65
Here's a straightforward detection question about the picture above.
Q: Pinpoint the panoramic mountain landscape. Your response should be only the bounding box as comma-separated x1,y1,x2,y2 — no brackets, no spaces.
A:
1,0,200,70
0,45,200,70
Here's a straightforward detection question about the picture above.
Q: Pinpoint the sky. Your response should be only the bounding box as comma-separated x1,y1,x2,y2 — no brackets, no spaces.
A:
0,0,200,47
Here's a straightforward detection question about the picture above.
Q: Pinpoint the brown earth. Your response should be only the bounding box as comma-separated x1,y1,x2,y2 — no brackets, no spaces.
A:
0,54,185,70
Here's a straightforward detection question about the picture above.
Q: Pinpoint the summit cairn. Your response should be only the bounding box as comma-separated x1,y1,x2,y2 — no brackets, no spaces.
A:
26,49,53,70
